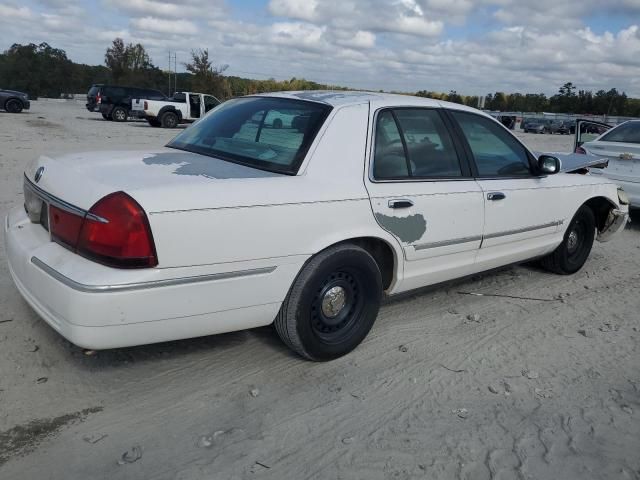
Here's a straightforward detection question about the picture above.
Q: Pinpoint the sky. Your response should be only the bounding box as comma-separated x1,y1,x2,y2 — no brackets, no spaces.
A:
1,0,639,96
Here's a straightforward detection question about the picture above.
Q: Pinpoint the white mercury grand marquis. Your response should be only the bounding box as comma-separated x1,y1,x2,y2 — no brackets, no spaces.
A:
5,91,630,360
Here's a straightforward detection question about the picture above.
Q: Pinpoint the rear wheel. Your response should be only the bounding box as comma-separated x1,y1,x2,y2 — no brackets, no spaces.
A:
5,99,23,113
111,106,128,122
541,205,596,274
275,244,383,361
161,111,178,128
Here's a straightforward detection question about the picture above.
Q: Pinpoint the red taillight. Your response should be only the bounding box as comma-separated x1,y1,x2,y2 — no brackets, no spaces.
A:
144,101,148,110
77,192,158,268
575,146,587,154
48,192,157,268
50,205,84,248
97,92,102,104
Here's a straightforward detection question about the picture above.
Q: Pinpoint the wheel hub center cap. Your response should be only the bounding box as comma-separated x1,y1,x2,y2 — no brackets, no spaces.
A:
568,230,579,251
321,286,347,318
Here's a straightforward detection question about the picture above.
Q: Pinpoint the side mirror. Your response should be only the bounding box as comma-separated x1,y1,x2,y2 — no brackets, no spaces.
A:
538,155,561,175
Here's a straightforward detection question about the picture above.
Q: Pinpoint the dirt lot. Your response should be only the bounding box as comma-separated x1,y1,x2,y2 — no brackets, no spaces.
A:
1,99,639,480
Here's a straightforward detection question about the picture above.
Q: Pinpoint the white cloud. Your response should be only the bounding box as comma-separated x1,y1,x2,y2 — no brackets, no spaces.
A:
0,0,639,97
105,0,225,19
131,16,198,35
0,4,32,19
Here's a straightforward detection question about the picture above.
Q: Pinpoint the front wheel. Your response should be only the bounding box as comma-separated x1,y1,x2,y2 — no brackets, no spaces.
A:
275,244,383,361
541,205,596,274
5,99,23,113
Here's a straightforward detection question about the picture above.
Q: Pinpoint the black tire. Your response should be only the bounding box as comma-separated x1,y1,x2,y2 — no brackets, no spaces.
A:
147,118,161,127
275,244,383,361
161,111,178,128
5,99,23,113
541,205,596,275
111,106,128,122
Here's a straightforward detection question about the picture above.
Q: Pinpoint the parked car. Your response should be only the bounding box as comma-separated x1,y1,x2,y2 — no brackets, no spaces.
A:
575,119,640,208
87,85,167,121
133,91,221,127
545,120,571,135
524,121,546,134
6,92,629,360
0,88,30,113
85,84,103,112
496,115,516,130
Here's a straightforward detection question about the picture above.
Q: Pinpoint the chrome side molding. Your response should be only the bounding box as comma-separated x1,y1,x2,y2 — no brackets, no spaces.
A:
31,256,276,293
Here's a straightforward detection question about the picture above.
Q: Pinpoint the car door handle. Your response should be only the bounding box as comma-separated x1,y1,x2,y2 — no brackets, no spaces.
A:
487,192,506,201
388,199,414,209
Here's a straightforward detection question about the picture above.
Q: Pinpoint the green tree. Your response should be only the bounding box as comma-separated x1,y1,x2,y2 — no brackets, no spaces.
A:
183,49,230,99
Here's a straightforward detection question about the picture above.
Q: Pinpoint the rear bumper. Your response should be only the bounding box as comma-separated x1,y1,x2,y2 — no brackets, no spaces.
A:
5,207,300,350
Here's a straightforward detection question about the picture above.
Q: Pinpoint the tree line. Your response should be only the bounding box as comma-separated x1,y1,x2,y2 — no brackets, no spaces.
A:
1,40,639,116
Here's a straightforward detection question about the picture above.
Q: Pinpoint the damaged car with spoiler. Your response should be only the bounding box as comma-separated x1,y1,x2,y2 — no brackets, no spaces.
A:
5,91,629,361
574,118,640,208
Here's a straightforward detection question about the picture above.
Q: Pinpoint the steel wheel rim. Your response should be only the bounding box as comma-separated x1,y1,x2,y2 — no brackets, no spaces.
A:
311,270,364,344
567,220,585,257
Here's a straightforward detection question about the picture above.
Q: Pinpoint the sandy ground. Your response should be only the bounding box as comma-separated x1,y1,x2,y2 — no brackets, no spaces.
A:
1,99,639,480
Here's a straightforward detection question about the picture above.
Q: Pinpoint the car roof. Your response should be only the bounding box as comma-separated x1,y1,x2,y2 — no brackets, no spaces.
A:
254,90,478,112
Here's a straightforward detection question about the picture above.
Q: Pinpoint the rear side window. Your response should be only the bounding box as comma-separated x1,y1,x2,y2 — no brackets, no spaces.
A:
600,122,640,144
451,111,531,177
167,97,331,175
373,108,462,180
88,86,100,96
104,87,126,98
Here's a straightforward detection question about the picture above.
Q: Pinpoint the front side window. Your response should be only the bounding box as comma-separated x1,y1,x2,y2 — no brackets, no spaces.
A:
204,95,219,112
600,122,640,144
373,108,462,180
451,111,531,177
167,97,331,175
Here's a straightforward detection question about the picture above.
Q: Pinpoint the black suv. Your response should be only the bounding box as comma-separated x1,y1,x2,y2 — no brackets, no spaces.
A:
86,85,167,121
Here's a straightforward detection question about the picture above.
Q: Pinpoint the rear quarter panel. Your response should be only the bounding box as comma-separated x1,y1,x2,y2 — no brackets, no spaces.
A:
147,102,403,281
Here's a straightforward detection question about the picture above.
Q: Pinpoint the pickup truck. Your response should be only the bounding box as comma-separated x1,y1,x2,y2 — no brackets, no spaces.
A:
132,92,221,128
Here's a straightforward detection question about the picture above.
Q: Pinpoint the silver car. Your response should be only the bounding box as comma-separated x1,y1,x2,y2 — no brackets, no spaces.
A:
576,119,640,207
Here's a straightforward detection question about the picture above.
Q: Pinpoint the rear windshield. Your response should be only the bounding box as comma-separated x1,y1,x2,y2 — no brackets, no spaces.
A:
600,122,640,144
88,85,100,95
167,97,331,175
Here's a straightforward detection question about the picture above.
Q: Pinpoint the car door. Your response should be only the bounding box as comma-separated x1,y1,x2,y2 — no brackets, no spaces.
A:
446,109,565,268
365,106,484,293
204,95,220,114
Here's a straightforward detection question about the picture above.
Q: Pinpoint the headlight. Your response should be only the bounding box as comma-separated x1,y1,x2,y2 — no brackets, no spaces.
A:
618,187,629,206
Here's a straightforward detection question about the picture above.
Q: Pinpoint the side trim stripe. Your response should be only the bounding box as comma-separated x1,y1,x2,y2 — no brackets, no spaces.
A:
414,235,482,250
412,220,563,251
483,220,563,240
31,257,276,293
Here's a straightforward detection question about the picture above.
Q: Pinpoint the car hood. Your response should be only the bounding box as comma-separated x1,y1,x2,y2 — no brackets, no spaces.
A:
1,89,27,96
534,151,609,173
25,148,287,213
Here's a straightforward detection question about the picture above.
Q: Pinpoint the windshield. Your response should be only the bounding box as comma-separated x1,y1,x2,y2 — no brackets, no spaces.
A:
167,97,332,175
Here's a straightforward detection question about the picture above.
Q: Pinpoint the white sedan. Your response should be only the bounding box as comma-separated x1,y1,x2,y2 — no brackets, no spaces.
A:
5,91,629,360
575,119,640,207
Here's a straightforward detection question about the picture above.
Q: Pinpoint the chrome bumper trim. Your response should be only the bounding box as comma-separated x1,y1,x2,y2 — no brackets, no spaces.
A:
31,257,276,293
